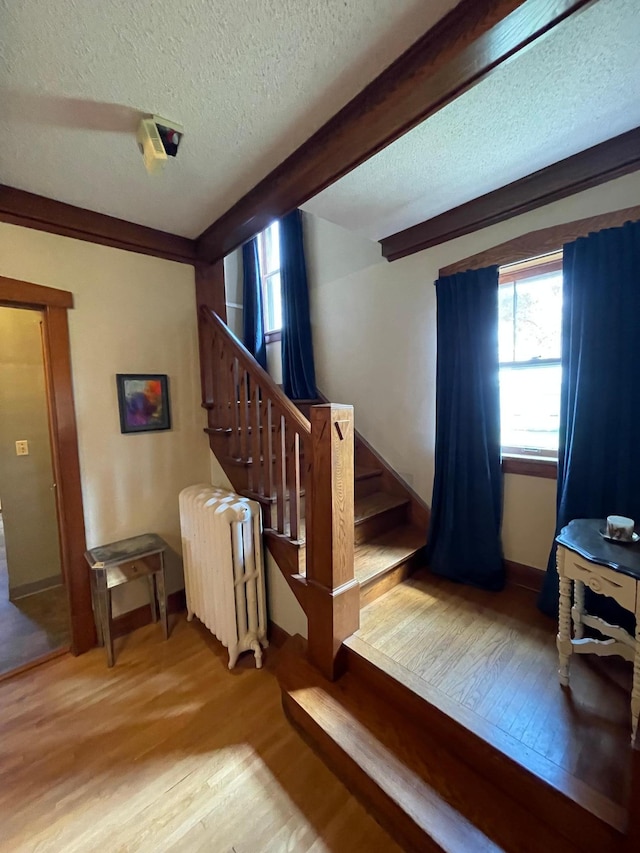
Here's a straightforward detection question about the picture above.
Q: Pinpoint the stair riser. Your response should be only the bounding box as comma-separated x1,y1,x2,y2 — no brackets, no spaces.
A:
355,504,408,545
344,648,622,853
360,551,422,608
354,474,384,499
282,693,448,853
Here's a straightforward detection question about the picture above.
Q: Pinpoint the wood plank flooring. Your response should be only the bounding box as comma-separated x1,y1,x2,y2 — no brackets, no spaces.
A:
0,514,70,676
355,570,633,807
0,616,400,853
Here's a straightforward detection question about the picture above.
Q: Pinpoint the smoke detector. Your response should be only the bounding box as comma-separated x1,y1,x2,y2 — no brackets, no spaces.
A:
137,115,184,175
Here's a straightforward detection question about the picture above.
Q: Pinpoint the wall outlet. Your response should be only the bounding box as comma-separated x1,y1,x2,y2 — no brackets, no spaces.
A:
15,440,29,456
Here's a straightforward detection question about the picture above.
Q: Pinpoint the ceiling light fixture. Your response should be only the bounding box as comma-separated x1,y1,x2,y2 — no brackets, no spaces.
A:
136,115,184,175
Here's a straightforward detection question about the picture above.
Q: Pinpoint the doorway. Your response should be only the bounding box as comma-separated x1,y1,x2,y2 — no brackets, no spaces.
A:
0,306,71,675
0,276,94,663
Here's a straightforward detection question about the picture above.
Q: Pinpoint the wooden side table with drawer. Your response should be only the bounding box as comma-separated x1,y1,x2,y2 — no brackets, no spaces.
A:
84,533,169,667
556,518,640,745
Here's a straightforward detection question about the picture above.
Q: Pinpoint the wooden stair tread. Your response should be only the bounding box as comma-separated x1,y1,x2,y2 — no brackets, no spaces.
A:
354,465,383,482
354,490,408,525
355,525,426,587
279,638,504,853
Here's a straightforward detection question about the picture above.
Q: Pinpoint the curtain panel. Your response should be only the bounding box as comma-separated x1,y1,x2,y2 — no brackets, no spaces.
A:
280,210,317,400
539,219,640,625
242,238,267,371
425,265,505,591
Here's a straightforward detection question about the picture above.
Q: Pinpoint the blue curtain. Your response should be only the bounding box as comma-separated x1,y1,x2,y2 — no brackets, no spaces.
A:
280,210,317,399
539,220,640,625
425,266,505,590
242,238,267,370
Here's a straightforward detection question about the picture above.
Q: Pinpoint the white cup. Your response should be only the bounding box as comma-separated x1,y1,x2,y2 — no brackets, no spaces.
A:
606,515,635,541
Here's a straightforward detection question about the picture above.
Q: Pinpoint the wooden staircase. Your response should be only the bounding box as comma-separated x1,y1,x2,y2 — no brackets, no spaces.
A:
199,309,427,622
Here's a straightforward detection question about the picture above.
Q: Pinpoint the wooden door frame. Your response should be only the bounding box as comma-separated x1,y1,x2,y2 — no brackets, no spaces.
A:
0,275,94,654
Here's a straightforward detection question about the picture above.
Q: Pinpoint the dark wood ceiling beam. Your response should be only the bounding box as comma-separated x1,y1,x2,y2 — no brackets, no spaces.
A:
382,127,640,261
0,185,198,265
196,0,596,263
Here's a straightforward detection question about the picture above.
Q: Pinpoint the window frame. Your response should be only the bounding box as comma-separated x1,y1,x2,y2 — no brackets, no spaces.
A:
498,252,563,470
256,221,282,336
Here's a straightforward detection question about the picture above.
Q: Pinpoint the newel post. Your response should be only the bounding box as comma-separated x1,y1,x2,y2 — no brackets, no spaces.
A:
306,404,359,681
195,260,226,409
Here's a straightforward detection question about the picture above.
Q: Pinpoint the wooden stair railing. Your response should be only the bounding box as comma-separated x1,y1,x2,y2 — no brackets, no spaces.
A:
200,307,310,542
199,308,359,678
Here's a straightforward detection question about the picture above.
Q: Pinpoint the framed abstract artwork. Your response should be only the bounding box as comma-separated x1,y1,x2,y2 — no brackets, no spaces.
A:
116,374,171,434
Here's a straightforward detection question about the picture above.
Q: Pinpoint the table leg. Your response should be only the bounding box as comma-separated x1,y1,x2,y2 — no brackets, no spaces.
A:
633,600,640,747
147,574,158,623
96,569,114,667
556,548,572,687
91,571,104,647
572,579,585,640
156,556,169,640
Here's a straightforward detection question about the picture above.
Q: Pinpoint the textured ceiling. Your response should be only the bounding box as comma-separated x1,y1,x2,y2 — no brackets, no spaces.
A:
303,0,640,241
0,0,458,237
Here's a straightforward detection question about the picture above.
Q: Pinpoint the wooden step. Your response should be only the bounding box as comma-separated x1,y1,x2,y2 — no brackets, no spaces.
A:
342,635,625,853
278,636,581,853
355,525,426,606
354,491,410,544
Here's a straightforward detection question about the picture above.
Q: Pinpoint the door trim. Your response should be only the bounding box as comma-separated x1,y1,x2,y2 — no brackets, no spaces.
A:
0,276,94,654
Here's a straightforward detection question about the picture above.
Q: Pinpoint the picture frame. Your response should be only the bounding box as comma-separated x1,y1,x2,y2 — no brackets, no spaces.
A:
116,374,171,434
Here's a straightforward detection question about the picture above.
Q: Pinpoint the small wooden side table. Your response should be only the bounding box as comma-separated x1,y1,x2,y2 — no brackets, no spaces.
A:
556,518,640,745
85,533,169,667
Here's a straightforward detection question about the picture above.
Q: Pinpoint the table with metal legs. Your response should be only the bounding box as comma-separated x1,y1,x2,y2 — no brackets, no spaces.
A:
85,533,169,667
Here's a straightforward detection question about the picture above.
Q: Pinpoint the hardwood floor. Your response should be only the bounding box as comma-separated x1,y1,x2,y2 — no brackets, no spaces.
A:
0,616,400,853
355,570,633,808
0,514,70,677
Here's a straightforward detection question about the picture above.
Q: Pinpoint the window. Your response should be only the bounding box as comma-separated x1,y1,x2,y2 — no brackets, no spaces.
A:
257,221,282,334
498,253,563,459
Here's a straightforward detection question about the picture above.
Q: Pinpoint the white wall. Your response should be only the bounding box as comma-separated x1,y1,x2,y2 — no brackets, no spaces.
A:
0,223,211,615
304,172,640,571
223,249,244,340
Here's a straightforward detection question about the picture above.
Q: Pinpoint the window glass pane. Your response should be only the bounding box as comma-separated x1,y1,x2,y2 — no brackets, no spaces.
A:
499,362,561,453
514,272,562,361
264,221,280,275
498,282,514,362
264,272,282,332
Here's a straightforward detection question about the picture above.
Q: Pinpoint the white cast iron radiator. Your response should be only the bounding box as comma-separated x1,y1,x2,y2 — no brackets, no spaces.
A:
179,485,268,669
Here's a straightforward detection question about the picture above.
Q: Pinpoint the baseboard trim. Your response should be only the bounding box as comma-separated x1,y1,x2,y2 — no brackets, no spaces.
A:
268,620,292,649
112,589,186,639
9,574,64,600
505,559,544,593
0,646,70,684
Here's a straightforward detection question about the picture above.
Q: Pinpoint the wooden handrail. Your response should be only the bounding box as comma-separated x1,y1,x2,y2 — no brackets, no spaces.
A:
200,307,311,436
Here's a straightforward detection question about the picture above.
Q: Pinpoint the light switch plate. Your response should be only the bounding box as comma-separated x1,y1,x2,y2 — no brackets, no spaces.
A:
15,440,29,456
